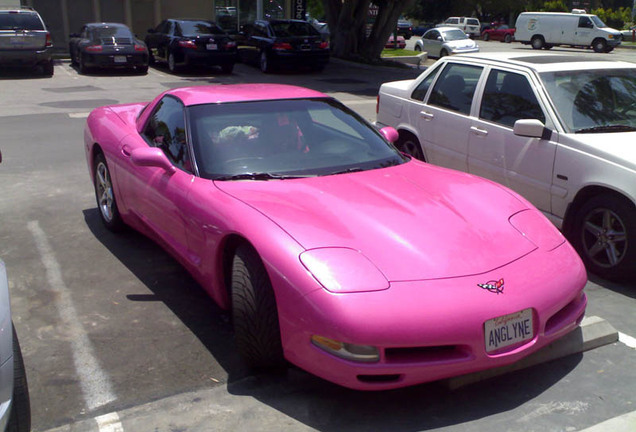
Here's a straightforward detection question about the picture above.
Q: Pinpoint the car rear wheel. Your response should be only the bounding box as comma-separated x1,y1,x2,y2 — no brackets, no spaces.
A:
414,44,422,52
260,50,271,73
168,52,178,73
136,65,149,74
439,49,448,57
573,195,636,280
531,36,545,50
396,132,425,161
231,244,284,370
482,32,490,41
42,60,54,77
504,34,512,43
94,152,124,232
7,326,31,432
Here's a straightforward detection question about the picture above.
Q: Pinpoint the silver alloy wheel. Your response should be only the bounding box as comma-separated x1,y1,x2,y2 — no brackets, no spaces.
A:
581,207,627,269
95,161,115,223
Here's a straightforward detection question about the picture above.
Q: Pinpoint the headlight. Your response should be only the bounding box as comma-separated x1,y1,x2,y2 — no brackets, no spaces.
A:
311,335,380,362
509,209,565,251
300,248,389,293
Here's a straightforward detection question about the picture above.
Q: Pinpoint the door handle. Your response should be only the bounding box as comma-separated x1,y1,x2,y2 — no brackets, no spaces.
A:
470,126,488,136
420,111,434,120
121,144,132,157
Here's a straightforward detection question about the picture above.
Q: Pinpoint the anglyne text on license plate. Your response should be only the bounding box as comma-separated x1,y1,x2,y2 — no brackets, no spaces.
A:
484,308,533,353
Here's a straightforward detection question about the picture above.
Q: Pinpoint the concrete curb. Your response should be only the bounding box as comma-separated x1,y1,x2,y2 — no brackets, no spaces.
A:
444,315,618,390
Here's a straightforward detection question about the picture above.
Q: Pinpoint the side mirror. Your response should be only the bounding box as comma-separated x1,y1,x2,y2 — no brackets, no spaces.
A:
513,119,549,139
131,147,176,173
379,126,399,143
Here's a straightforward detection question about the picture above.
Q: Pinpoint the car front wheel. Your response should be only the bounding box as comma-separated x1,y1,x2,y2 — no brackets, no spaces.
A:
573,195,636,280
94,152,124,232
168,52,178,73
260,50,271,73
592,38,607,53
231,244,284,370
7,326,30,432
396,132,425,161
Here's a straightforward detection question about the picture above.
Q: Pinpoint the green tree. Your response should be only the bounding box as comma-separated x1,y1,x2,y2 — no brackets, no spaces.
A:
322,0,415,60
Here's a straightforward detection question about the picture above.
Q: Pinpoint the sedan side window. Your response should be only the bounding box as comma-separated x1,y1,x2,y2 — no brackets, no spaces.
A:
429,63,482,115
480,70,546,128
142,96,191,172
411,65,440,101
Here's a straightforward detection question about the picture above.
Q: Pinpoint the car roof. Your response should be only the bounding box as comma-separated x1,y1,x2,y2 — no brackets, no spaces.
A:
165,84,329,106
451,52,636,73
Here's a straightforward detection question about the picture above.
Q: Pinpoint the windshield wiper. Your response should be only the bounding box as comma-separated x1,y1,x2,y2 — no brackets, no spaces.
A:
574,125,636,133
329,167,366,175
213,172,313,181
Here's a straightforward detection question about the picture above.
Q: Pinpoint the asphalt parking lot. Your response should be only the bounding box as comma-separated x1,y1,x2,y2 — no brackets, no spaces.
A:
1,43,635,432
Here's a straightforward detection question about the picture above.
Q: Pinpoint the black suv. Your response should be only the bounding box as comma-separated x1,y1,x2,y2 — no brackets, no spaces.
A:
145,19,237,74
0,6,53,76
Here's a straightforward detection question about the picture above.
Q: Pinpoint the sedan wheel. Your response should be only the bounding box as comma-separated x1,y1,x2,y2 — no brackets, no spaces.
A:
231,244,284,370
573,195,635,280
414,45,422,52
94,153,124,232
168,52,178,73
260,51,271,73
396,133,425,161
504,34,512,43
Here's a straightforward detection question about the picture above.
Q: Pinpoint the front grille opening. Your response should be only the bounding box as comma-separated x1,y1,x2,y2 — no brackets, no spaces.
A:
385,345,470,364
357,374,402,383
545,292,586,336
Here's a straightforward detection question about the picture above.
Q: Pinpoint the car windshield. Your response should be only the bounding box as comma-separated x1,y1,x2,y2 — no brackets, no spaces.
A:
0,12,43,30
271,21,320,37
92,26,133,42
591,15,607,28
443,29,468,41
540,68,636,133
178,20,224,36
188,98,406,180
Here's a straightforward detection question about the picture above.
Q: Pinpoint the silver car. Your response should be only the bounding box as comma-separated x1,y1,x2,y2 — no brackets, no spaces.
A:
414,27,479,58
0,6,53,76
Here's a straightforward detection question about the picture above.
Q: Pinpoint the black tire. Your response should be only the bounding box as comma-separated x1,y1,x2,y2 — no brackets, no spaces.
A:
592,38,607,53
396,132,425,161
504,34,512,43
79,54,88,74
221,62,234,74
531,36,544,50
260,50,271,73
148,50,156,65
231,244,284,370
572,195,636,281
7,326,31,432
414,44,422,52
439,49,448,58
482,32,490,41
94,152,125,232
168,52,178,73
136,65,149,74
42,60,54,77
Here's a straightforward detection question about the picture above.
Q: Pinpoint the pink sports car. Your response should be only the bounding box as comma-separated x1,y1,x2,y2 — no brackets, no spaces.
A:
84,84,587,390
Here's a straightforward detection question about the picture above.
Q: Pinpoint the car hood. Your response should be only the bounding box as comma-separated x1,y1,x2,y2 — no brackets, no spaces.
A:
215,161,537,281
445,39,477,49
560,131,636,171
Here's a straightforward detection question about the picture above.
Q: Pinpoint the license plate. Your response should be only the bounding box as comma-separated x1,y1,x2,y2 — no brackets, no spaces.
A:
484,308,533,353
114,56,127,63
9,37,27,45
206,43,218,50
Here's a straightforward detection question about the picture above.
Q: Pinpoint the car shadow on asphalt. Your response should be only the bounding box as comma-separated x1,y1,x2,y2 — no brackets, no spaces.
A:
588,274,636,300
82,207,253,384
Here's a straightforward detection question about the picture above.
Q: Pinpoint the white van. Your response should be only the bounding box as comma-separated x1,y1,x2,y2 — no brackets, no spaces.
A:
515,9,622,52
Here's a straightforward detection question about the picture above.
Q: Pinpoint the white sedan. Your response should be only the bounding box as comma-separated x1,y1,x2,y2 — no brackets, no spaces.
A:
414,27,479,58
376,52,636,281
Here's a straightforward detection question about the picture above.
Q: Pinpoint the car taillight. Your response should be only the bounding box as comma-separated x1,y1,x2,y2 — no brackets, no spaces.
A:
178,40,197,49
318,41,329,49
45,32,52,47
134,44,146,52
273,42,293,51
225,40,236,48
376,94,379,114
86,45,103,52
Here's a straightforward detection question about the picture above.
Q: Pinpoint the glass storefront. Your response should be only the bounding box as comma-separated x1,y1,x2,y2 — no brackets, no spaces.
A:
214,0,298,33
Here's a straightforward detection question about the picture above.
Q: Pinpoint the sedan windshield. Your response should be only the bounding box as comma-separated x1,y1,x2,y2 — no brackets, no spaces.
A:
178,21,225,36
188,98,406,179
540,68,636,133
443,29,468,41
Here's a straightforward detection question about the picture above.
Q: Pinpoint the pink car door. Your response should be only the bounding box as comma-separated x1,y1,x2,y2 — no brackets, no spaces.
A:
120,95,193,258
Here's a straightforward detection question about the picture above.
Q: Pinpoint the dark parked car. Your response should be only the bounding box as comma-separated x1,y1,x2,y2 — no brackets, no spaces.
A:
69,22,149,74
397,16,413,39
236,19,329,73
145,18,237,74
0,6,53,76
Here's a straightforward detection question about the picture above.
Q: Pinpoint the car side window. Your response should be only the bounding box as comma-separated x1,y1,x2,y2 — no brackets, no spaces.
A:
411,65,440,101
142,96,191,172
425,30,439,40
578,17,593,29
429,63,483,115
479,69,546,128
155,20,168,34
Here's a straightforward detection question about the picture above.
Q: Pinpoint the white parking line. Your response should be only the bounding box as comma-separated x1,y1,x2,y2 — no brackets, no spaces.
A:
618,332,636,349
28,220,117,411
69,112,90,118
95,412,124,432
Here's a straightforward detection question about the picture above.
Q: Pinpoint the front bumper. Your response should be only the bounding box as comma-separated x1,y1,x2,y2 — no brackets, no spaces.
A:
278,241,587,390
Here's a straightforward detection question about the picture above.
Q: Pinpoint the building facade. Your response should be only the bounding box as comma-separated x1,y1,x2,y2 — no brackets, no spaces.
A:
20,0,307,54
